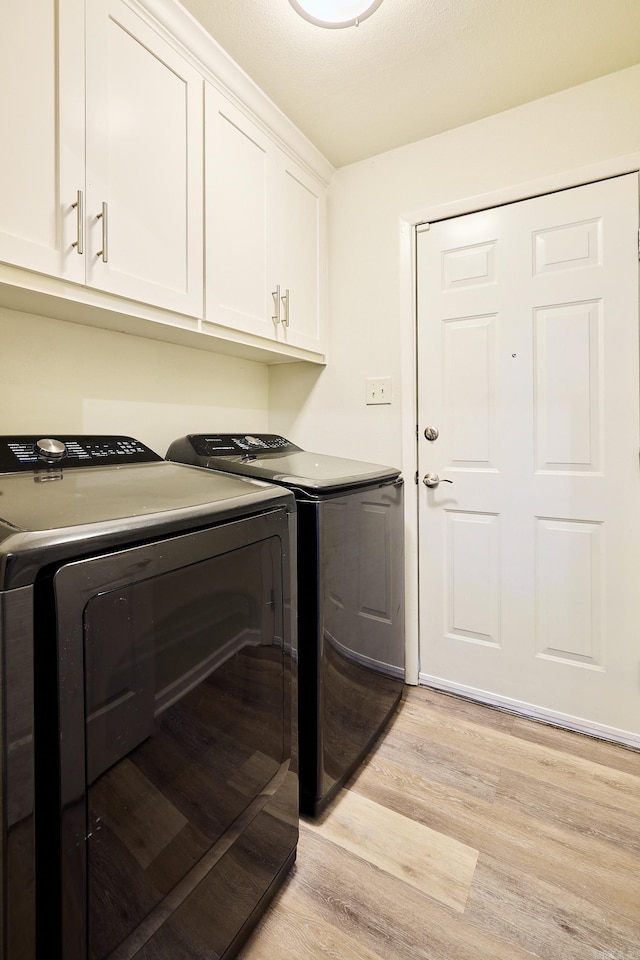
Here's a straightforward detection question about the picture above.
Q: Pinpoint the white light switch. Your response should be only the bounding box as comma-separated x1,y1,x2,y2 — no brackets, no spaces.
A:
366,377,392,405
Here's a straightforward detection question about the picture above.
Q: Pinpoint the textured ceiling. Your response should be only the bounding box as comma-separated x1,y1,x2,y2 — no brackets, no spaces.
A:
179,0,640,168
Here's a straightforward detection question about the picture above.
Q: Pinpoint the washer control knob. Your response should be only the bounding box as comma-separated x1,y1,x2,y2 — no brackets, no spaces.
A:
244,435,262,447
35,438,67,461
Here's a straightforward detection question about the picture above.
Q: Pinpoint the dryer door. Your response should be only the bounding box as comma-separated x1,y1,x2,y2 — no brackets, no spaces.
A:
46,507,296,960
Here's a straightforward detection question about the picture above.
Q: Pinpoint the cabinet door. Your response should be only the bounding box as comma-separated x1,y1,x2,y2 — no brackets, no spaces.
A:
271,152,326,354
85,0,203,316
204,85,275,339
0,0,85,283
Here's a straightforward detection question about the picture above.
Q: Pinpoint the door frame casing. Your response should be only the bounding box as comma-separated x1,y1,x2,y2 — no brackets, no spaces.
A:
400,152,640,692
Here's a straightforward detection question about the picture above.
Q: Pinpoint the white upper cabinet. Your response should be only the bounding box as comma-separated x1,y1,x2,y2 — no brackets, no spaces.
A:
204,86,273,339
0,0,85,282
0,0,331,362
85,0,203,316
271,149,326,354
204,84,326,355
0,0,202,316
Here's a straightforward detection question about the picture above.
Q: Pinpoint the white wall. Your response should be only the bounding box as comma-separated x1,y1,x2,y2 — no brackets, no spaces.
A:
0,307,269,455
268,63,640,684
269,64,640,468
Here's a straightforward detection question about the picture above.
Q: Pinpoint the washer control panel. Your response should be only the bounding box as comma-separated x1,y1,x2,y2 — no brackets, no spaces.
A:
189,434,301,458
0,435,162,472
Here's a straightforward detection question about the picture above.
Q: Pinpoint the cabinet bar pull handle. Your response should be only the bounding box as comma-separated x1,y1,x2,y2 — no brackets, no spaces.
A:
96,202,108,262
71,190,84,255
272,284,281,323
281,288,290,327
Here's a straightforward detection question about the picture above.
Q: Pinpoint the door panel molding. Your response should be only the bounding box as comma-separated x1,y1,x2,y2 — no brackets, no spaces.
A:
417,174,639,737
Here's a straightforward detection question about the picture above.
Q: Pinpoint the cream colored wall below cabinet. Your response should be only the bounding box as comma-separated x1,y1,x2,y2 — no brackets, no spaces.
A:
0,307,269,456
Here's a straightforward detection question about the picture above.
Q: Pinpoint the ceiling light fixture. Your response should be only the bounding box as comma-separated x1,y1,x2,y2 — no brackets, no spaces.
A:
289,0,384,29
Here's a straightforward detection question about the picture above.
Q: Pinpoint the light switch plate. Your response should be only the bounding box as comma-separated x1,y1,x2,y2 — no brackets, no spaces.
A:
366,377,392,405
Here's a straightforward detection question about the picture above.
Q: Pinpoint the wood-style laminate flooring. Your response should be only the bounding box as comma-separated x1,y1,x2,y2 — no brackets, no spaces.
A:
238,686,640,960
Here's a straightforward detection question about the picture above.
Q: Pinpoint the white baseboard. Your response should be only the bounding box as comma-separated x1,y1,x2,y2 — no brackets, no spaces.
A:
418,673,640,751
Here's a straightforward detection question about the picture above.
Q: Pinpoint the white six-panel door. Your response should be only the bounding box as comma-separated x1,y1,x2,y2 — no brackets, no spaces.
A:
417,173,640,743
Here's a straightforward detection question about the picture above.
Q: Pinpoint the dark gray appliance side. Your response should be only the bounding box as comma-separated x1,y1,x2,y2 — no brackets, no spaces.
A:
165,433,401,493
297,477,405,815
0,583,36,959
165,433,405,816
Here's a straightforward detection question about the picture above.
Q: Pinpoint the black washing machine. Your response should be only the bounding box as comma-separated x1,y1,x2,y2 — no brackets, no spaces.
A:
166,434,405,816
0,435,297,960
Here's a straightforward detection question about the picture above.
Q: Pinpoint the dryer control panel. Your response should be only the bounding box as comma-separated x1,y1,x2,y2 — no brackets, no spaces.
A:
187,434,302,458
0,435,162,472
